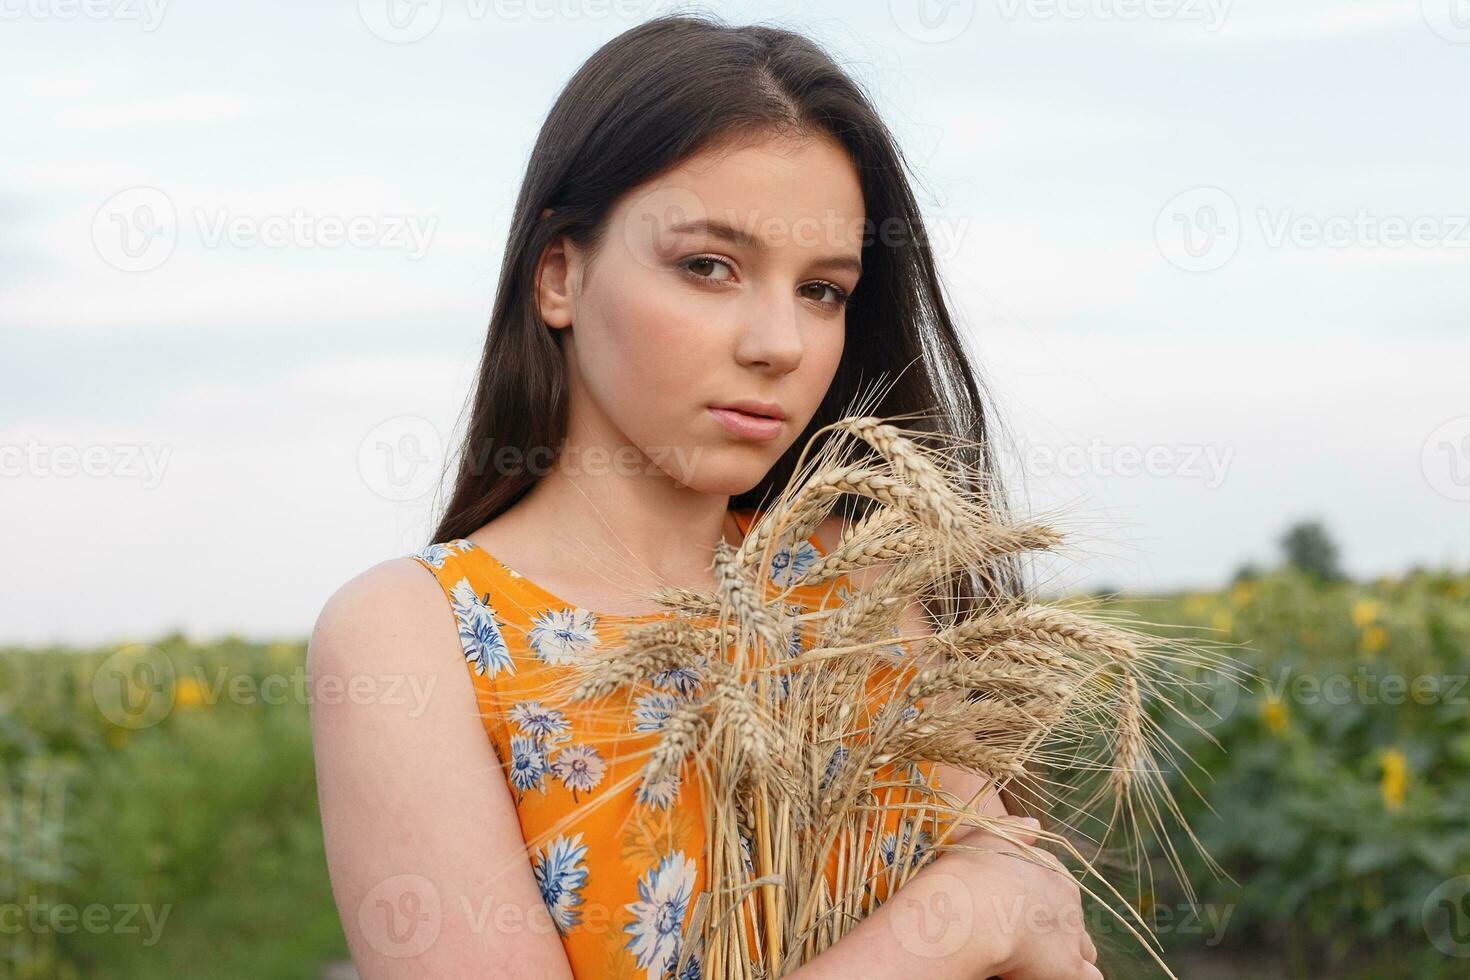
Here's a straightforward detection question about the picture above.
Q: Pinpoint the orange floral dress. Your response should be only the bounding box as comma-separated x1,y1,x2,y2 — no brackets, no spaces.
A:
410,506,944,979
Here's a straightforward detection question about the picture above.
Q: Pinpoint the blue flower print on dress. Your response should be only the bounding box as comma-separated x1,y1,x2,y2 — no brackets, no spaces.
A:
879,820,937,873
413,538,475,570
819,743,849,793
767,539,819,588
508,700,570,743
649,654,707,698
550,743,606,801
527,607,602,666
736,823,755,878
531,832,589,935
898,760,928,788
509,734,547,796
780,600,807,699
448,578,514,678
632,691,683,733
745,601,803,703
623,850,698,980
414,542,454,570
669,924,705,980
635,769,681,810
879,621,912,660
749,668,792,702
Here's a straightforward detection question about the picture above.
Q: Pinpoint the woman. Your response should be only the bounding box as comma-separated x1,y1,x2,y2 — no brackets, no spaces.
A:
309,14,1099,979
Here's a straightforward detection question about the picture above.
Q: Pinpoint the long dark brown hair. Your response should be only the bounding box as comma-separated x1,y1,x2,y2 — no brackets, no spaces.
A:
428,13,1024,606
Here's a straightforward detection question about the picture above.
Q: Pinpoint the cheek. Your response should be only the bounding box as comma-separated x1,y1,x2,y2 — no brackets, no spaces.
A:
583,271,716,407
816,323,845,377
800,322,845,410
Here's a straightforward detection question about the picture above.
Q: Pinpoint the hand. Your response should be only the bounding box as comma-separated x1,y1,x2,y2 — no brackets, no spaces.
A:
948,815,1101,980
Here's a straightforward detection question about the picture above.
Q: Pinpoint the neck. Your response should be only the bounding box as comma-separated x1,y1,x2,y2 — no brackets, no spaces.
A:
472,463,744,612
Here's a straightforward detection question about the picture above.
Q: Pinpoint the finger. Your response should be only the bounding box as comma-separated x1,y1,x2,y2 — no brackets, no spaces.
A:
1081,961,1104,980
993,815,1041,846
1081,930,1098,964
955,817,1037,852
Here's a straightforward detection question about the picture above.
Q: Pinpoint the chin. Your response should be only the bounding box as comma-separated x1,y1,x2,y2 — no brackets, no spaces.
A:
659,453,778,497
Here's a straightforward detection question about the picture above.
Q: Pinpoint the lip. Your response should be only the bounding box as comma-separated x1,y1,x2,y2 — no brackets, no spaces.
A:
711,399,786,420
708,407,784,442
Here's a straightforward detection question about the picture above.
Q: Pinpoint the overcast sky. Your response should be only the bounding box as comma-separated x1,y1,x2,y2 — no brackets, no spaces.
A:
3,0,1467,646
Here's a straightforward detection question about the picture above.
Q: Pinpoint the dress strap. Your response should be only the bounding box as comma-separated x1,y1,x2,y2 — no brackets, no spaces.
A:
407,540,516,683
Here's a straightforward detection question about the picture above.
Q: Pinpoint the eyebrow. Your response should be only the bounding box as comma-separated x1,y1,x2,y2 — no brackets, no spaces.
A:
667,217,864,278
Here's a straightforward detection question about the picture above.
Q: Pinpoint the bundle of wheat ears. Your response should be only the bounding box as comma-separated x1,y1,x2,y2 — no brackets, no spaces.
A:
548,408,1237,979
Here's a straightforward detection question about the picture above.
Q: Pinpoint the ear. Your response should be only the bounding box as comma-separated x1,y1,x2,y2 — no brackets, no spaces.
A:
535,220,578,331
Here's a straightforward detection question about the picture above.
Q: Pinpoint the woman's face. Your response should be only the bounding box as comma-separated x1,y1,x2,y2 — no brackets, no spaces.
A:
538,131,864,496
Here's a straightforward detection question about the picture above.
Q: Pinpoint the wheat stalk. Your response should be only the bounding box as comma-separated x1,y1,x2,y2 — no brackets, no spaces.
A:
561,412,1229,978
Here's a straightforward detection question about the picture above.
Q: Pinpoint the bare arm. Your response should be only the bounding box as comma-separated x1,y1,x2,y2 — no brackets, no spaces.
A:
785,826,1101,980
308,557,575,979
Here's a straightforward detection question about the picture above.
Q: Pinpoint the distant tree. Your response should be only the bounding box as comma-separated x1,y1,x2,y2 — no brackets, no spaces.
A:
1231,563,1262,584
1279,520,1344,582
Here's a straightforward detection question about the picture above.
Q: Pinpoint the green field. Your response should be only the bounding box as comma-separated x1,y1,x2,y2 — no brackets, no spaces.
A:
2,565,1467,978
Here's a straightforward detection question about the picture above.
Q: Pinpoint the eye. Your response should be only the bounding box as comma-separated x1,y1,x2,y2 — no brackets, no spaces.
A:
800,280,851,309
680,254,736,283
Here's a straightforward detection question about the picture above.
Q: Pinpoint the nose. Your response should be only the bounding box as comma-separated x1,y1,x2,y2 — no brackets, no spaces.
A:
733,281,805,374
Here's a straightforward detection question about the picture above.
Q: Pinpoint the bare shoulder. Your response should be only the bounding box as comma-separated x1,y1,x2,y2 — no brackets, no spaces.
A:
307,557,574,975
307,556,457,678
